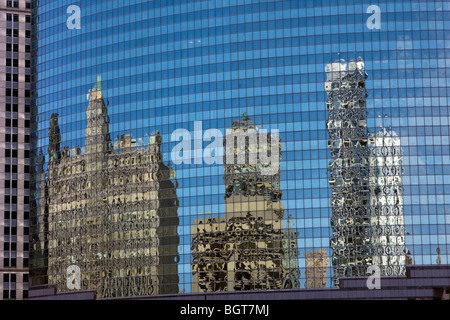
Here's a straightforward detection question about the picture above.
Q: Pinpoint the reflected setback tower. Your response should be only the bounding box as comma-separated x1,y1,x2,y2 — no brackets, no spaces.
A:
325,59,407,286
191,115,300,292
325,59,373,286
38,78,180,298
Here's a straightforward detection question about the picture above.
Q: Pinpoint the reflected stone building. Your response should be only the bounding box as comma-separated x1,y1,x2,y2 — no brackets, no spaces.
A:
191,115,300,292
35,78,180,298
326,59,406,286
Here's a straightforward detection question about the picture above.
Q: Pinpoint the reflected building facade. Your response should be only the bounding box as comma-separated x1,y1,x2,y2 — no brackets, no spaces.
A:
369,128,407,276
326,59,406,286
191,116,300,292
33,78,180,298
304,248,328,289
326,59,373,286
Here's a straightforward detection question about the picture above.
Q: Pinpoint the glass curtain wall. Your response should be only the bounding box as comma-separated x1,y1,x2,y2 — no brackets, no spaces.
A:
30,0,450,297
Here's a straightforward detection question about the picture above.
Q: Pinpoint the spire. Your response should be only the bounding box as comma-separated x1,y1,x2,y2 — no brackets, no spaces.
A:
87,75,104,102
85,76,111,155
94,75,102,91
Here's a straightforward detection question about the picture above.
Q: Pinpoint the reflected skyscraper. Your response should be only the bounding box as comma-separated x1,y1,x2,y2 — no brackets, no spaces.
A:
34,78,180,298
326,58,373,286
369,128,407,276
326,59,407,286
191,115,300,292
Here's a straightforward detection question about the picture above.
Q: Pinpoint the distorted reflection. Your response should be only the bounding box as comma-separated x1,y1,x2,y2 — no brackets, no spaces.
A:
35,77,180,297
191,115,300,292
325,59,406,286
369,128,407,276
304,248,328,289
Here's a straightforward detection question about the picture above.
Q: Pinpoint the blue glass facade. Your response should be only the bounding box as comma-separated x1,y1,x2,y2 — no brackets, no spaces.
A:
31,0,450,297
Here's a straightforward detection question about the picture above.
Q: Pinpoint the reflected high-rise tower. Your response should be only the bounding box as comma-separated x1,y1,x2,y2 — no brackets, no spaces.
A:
325,59,373,286
326,59,407,286
191,115,300,292
41,78,180,298
369,128,407,276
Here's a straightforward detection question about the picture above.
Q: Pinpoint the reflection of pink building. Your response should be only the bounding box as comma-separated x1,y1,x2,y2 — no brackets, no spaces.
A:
304,248,329,289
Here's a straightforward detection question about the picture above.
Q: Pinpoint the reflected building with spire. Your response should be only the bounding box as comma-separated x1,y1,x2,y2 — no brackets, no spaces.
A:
191,115,300,292
34,77,180,298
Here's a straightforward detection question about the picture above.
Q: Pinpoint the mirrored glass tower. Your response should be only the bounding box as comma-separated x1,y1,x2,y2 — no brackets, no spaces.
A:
30,0,450,298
